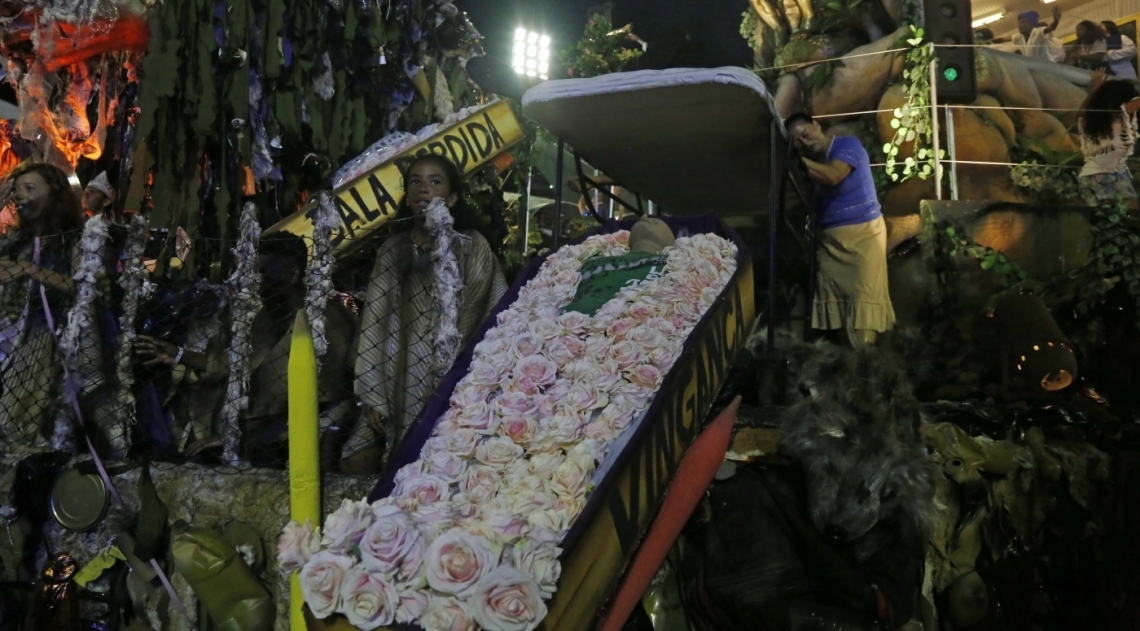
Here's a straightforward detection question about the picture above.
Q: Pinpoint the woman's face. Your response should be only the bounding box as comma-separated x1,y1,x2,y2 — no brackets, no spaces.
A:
405,161,458,213
1077,24,1091,41
82,187,109,215
12,171,51,225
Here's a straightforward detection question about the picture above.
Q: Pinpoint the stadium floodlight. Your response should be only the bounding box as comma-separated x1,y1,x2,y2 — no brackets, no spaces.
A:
513,28,550,80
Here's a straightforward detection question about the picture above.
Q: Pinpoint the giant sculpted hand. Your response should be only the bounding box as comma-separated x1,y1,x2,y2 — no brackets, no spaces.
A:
750,0,815,46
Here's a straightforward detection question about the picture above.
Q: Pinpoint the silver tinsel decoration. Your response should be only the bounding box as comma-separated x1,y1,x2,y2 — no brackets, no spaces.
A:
304,192,339,363
220,203,262,467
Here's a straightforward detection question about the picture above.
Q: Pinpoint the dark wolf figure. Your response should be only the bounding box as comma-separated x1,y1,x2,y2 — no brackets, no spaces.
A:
682,342,934,630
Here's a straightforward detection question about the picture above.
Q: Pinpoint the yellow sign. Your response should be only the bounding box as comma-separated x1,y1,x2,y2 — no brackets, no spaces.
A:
266,99,525,254
541,259,756,631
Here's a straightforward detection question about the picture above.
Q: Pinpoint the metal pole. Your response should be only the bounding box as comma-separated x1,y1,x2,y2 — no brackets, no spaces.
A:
767,118,779,355
946,105,960,200
522,168,532,257
554,138,565,249
929,43,942,200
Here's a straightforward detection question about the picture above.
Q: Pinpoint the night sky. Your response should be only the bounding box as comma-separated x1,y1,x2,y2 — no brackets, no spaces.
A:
454,0,754,73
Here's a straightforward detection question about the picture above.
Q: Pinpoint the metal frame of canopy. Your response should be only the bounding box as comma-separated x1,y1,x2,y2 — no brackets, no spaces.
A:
521,67,812,353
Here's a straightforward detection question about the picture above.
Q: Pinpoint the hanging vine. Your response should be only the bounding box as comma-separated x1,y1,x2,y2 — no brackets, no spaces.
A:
884,26,943,182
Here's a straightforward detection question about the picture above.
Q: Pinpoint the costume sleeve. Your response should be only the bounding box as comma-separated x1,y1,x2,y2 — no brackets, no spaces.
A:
1107,35,1137,61
455,230,507,341
828,136,868,170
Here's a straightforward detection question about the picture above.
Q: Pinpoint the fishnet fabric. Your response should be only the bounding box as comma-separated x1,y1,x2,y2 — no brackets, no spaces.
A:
0,221,505,476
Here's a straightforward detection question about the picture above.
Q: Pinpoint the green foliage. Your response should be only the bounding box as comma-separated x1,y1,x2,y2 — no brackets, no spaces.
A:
941,224,1036,291
802,59,846,93
741,8,761,51
819,0,865,34
858,118,894,198
562,15,644,79
1008,138,1083,204
1068,199,1140,343
884,26,946,183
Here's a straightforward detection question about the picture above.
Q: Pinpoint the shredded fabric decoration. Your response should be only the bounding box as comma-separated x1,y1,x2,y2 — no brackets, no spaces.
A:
314,52,336,101
113,214,147,426
55,215,110,451
305,192,339,362
433,63,455,121
221,203,263,467
424,198,465,375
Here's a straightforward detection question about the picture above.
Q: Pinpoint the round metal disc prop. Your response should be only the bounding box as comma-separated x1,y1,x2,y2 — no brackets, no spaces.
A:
51,468,110,532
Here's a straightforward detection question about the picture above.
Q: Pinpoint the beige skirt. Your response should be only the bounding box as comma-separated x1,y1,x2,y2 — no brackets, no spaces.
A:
812,216,896,332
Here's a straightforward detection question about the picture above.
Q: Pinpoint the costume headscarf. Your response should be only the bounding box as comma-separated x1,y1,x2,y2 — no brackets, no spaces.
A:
1018,11,1040,27
85,172,115,203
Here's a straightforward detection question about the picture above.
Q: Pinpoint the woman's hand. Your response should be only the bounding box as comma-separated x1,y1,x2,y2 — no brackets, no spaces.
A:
134,335,181,366
1089,67,1108,93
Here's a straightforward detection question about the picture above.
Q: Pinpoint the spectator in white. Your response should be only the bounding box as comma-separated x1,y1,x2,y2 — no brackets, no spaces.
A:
994,8,1065,63
1070,20,1109,71
1101,20,1138,80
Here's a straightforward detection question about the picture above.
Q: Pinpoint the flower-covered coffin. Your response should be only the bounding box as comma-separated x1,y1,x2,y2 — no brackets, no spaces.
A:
289,214,755,631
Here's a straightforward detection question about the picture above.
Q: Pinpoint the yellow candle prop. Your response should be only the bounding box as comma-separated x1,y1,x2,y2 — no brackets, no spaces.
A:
288,311,321,630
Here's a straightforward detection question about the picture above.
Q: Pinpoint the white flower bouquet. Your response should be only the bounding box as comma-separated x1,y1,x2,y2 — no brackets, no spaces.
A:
280,229,738,631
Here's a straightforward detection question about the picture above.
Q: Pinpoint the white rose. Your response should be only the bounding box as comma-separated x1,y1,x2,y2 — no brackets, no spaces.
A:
396,589,431,624
565,382,607,412
339,566,399,630
414,503,457,540
512,528,562,599
493,391,538,419
470,565,550,631
528,496,585,535
476,437,525,471
514,355,558,388
500,415,538,446
298,550,354,619
527,452,565,478
538,407,585,449
450,382,491,407
530,318,564,340
321,499,373,553
441,428,480,458
512,333,543,358
547,457,593,498
557,311,589,335
468,361,507,388
395,473,451,509
609,340,645,370
421,595,477,631
456,400,499,434
277,519,319,572
425,528,502,597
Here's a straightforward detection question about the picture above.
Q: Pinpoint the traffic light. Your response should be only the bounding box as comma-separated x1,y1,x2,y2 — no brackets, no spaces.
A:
923,0,976,103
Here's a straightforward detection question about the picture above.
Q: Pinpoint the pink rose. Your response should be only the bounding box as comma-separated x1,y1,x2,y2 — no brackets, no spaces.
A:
476,437,525,471
561,335,585,358
627,302,656,321
536,394,557,419
414,503,457,540
533,408,583,451
299,550,354,618
628,325,666,350
543,339,575,368
528,496,585,534
394,462,424,487
396,589,431,624
427,450,469,484
586,360,623,392
515,355,558,387
512,528,562,599
507,375,540,396
480,509,533,545
561,358,593,381
647,316,677,336
321,499,372,552
557,311,589,335
493,391,538,419
610,340,645,370
583,419,618,441
471,565,550,631
607,318,637,339
451,493,481,520
421,595,477,631
584,334,611,358
501,415,538,446
456,401,499,435
512,333,543,358
395,474,450,509
629,364,663,389
474,336,513,361
507,487,557,515
360,505,425,584
277,519,319,572
340,566,399,630
425,528,502,597
565,383,606,411
700,285,721,305
460,464,501,502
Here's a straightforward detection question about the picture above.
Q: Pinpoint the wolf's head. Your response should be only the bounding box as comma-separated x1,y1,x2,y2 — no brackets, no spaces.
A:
779,345,935,541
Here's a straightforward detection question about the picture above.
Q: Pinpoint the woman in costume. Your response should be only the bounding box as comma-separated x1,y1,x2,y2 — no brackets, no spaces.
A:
1079,71,1140,209
348,154,507,472
0,162,86,448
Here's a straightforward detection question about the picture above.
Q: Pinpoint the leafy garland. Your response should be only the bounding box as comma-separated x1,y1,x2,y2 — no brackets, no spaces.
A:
1007,139,1083,205
1068,200,1140,344
561,15,644,79
740,9,761,52
884,27,943,183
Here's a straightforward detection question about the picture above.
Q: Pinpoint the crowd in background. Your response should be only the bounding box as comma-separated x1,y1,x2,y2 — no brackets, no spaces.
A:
975,7,1139,80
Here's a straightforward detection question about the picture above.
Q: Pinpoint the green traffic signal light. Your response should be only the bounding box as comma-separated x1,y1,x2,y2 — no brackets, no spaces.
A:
944,66,960,82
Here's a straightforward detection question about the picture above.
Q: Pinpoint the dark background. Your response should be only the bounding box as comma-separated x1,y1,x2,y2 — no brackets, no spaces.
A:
455,0,755,73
